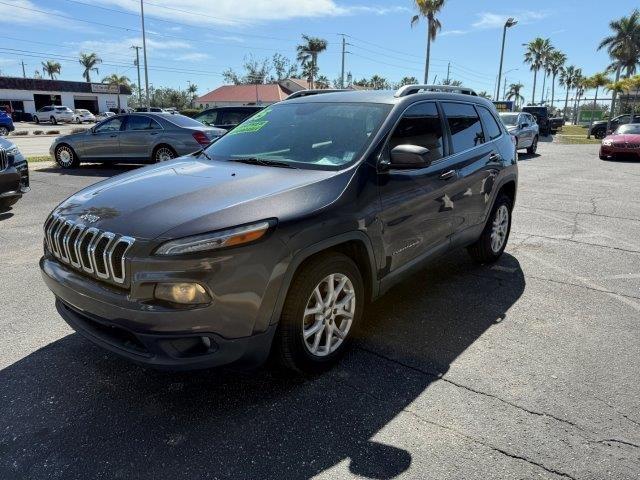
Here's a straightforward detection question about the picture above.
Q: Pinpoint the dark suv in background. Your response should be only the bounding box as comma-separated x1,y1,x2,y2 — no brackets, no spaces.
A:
194,106,264,130
40,85,518,373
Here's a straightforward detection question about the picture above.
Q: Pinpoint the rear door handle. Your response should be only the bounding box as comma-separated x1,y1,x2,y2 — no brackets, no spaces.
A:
109,134,118,138
439,170,457,180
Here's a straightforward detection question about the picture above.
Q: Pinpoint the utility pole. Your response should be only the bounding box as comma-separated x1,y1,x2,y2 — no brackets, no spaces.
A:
340,35,346,89
495,18,517,100
131,45,142,108
503,76,507,100
140,0,151,111
446,62,450,84
21,60,26,78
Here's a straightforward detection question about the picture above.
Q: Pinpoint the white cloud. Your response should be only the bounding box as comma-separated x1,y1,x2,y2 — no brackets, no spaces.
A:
95,0,408,26
0,0,55,24
472,11,548,29
440,30,468,36
176,52,210,62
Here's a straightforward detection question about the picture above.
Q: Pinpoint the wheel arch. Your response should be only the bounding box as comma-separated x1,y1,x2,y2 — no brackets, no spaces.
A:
268,232,378,326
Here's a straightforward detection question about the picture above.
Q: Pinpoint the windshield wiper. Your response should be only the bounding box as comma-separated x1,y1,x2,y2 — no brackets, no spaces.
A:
229,157,297,169
194,149,212,161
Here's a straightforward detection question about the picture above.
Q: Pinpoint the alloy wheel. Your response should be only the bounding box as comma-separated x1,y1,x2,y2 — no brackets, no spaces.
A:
56,146,74,168
302,273,355,357
0,127,8,136
155,147,175,162
490,205,509,253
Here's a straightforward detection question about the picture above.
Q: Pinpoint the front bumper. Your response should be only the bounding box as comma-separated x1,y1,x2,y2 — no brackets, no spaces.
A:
0,160,29,205
600,145,640,158
55,298,276,370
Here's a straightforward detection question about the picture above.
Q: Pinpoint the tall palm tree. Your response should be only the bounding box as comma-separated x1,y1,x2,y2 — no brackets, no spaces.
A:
539,45,555,105
296,35,328,89
187,83,198,107
547,50,567,111
584,72,610,138
102,74,130,112
559,65,580,120
411,0,446,84
599,10,640,130
41,60,61,80
523,37,552,105
622,75,640,116
572,73,585,124
79,52,102,83
506,82,525,109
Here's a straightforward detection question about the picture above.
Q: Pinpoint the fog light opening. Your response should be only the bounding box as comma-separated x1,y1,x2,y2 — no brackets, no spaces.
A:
154,282,211,305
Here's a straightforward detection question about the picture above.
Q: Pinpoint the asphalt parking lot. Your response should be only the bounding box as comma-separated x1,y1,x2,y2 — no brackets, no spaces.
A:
1,142,639,479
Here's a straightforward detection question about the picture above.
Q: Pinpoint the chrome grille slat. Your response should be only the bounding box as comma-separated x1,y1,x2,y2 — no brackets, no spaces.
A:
44,216,135,286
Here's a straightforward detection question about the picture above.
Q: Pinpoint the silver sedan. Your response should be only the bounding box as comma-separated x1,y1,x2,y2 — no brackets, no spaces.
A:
49,113,225,168
499,112,540,154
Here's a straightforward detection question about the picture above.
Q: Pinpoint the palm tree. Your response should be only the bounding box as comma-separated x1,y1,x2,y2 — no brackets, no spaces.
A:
411,0,446,84
79,52,102,83
622,75,640,116
315,75,330,89
583,73,610,138
572,73,585,124
187,83,198,107
547,50,567,111
41,60,61,80
599,10,640,131
523,37,552,105
397,76,419,87
477,91,492,99
539,45,555,105
559,65,580,120
506,82,525,109
102,74,130,112
296,35,328,89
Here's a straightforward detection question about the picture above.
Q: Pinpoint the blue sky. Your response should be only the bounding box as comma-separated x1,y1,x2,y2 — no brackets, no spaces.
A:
0,0,638,102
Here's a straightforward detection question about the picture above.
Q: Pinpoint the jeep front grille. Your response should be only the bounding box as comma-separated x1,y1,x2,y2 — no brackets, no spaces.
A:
44,215,135,285
0,147,7,171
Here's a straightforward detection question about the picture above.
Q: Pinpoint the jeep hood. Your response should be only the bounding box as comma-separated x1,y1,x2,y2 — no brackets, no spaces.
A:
53,157,351,240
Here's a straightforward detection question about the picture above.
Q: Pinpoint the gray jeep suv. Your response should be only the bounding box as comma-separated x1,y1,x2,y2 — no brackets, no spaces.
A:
40,85,518,373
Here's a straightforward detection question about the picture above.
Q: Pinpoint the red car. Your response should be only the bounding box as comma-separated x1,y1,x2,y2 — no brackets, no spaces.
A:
600,123,640,160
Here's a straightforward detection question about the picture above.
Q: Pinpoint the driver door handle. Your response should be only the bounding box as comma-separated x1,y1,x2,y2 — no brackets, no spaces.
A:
439,170,457,180
489,152,502,162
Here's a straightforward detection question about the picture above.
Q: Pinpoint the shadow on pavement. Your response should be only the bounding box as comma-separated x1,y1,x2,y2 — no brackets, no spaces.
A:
0,251,525,479
36,163,141,178
0,210,14,221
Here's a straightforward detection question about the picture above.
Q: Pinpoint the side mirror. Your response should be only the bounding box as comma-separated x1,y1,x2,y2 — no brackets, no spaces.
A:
388,144,431,169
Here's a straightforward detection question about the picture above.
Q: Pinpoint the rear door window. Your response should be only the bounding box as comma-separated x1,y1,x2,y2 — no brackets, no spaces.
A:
477,106,502,140
442,102,485,153
388,102,445,163
125,115,160,130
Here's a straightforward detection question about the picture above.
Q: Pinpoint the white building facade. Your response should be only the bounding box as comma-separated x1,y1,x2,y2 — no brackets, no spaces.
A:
0,77,131,121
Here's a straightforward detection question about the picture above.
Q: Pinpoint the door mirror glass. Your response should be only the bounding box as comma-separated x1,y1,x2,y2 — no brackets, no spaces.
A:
389,145,431,169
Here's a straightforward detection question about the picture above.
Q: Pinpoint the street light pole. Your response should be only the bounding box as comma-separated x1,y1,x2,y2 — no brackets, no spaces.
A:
495,18,517,101
140,0,150,111
131,45,142,108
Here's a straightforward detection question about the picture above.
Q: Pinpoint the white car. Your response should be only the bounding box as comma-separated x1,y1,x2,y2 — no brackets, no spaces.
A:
33,106,74,125
73,109,96,123
95,111,116,121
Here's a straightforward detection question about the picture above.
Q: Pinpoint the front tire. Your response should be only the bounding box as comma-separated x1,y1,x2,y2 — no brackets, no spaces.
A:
34,116,40,124
55,144,79,168
0,126,8,136
275,252,364,374
594,130,605,140
467,194,513,264
526,135,538,154
50,116,57,125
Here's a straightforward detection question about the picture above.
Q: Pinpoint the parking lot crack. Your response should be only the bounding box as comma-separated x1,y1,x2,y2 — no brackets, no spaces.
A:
338,375,578,480
356,346,591,435
512,232,640,255
525,274,640,301
596,438,640,449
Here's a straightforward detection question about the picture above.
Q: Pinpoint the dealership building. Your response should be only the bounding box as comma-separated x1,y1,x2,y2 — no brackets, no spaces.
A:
0,76,132,120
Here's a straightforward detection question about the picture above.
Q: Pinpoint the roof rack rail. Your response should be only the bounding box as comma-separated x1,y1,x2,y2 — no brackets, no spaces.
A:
286,89,349,100
394,84,477,97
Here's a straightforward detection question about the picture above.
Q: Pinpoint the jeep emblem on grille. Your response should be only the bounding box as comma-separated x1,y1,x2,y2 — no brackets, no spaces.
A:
79,213,100,224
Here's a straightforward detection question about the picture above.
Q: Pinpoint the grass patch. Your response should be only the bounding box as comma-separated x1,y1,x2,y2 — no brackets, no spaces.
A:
554,124,601,144
27,155,52,163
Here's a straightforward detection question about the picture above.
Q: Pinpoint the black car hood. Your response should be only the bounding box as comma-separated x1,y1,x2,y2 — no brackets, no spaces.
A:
54,157,351,240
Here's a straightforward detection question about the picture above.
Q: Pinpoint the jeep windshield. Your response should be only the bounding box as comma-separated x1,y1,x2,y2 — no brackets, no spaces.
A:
203,102,391,170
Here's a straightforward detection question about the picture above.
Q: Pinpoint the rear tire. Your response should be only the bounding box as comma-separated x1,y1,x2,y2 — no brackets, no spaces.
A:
153,145,177,162
275,252,364,374
34,116,40,124
594,130,605,140
467,194,513,264
526,135,538,154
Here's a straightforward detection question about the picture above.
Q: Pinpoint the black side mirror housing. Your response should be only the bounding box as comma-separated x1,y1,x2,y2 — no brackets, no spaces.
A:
388,145,431,169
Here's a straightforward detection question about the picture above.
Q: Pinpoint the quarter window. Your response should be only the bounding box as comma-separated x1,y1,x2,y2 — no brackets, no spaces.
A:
388,102,444,163
442,102,485,153
477,106,502,140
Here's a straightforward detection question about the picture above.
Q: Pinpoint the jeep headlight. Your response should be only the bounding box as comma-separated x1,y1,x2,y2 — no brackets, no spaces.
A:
5,145,19,156
154,220,273,255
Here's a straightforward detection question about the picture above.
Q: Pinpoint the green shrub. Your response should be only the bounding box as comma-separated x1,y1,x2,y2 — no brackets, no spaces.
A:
71,128,87,134
179,109,201,118
46,130,60,135
33,130,44,135
11,130,29,136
